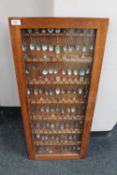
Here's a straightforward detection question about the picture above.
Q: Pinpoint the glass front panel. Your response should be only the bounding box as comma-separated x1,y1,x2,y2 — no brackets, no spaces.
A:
21,28,96,154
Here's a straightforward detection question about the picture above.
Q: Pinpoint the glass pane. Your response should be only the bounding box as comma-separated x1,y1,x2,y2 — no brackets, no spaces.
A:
21,28,96,154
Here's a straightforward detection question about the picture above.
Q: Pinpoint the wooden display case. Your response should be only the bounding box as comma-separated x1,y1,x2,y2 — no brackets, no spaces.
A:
9,17,109,160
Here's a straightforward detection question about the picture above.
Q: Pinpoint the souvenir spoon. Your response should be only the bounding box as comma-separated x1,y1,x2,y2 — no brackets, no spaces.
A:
73,69,78,76
42,29,48,51
85,68,90,74
54,61,58,74
79,68,85,76
27,88,31,95
40,106,45,112
22,43,27,51
46,106,50,112
49,45,54,52
55,88,60,95
42,69,48,75
42,44,48,51
61,88,65,94
71,106,76,113
49,68,54,74
51,123,55,130
89,30,94,51
34,88,38,95
27,29,35,51
67,69,72,76
68,45,73,52
62,69,66,75
36,44,41,51
54,68,58,74
55,29,61,54
78,88,83,94
55,29,60,33
49,89,54,96
63,45,67,52
48,28,54,33
82,29,87,53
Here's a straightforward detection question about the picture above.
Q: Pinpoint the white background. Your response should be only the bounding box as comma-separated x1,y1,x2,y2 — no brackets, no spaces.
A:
0,0,117,131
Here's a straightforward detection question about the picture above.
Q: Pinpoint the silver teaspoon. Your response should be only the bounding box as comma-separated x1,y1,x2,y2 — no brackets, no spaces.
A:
30,43,35,51
42,44,48,51
68,45,73,52
63,45,67,52
36,44,41,51
48,28,54,33
71,106,76,113
42,69,48,75
67,69,72,76
27,88,31,95
34,88,38,95
49,68,54,74
22,43,27,51
86,68,90,74
79,68,85,76
54,69,58,74
82,46,86,52
55,88,60,95
76,45,80,51
55,29,60,33
49,89,54,96
62,69,66,75
49,45,54,52
78,88,83,94
73,69,78,76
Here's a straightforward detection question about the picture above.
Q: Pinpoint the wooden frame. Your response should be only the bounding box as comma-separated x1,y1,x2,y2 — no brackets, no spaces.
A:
9,17,109,160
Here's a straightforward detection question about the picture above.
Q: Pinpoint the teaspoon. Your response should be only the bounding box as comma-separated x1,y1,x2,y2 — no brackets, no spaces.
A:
62,69,66,75
42,69,48,75
26,68,30,74
86,68,90,74
75,45,80,51
68,45,73,52
30,43,35,51
49,89,54,96
67,69,72,76
36,44,41,51
54,68,58,74
48,28,54,33
78,88,83,94
46,106,50,112
71,106,76,113
49,68,54,74
27,88,31,95
49,45,54,52
63,45,67,52
42,44,48,51
34,88,38,95
61,88,65,94
55,88,60,95
41,29,46,34
82,45,86,52
55,29,60,33
40,106,44,112
79,68,85,76
22,43,27,51
73,69,78,76
51,123,55,129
